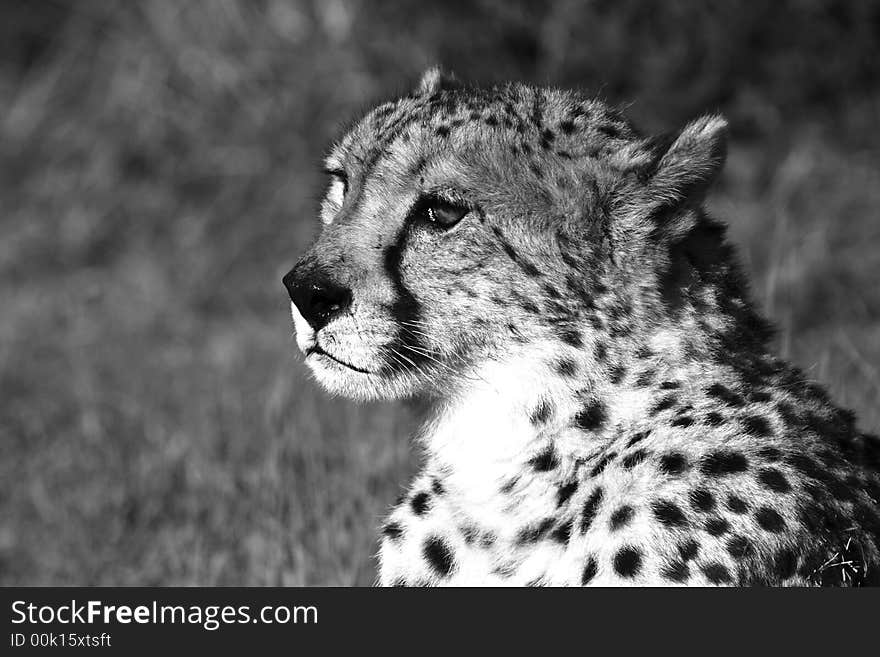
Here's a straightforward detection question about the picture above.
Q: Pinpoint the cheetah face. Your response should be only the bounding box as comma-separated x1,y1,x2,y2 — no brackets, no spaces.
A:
283,110,578,399
283,71,728,401
283,128,543,401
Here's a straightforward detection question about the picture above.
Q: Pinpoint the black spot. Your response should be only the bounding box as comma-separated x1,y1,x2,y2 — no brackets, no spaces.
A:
559,119,576,135
609,505,635,531
520,298,541,315
701,450,749,476
650,395,678,415
516,517,555,544
706,383,745,407
550,518,574,543
820,447,845,468
423,536,455,576
484,115,498,127
635,369,656,387
689,489,715,513
622,449,649,469
609,364,627,384
410,154,428,176
590,453,616,477
434,125,450,137
702,562,732,584
678,539,700,561
742,415,773,437
626,430,651,448
594,342,608,361
671,416,694,428
634,344,653,359
500,240,519,261
798,503,824,534
559,328,583,348
597,123,621,139
529,447,558,472
775,400,801,427
431,479,445,496
705,411,725,426
757,467,791,493
556,481,578,507
479,531,497,549
659,452,688,475
652,500,688,527
581,487,604,532
755,507,786,533
704,517,730,536
758,446,782,462
530,400,553,425
726,535,754,560
750,390,773,402
410,492,430,515
661,560,690,583
773,548,798,580
613,546,643,578
555,358,578,377
575,399,607,432
785,453,822,479
568,105,588,120
460,524,479,545
382,521,403,540
520,260,542,278
659,380,680,390
581,556,598,584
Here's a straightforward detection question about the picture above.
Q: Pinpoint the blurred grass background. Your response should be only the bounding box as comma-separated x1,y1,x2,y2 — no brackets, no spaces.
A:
0,0,878,585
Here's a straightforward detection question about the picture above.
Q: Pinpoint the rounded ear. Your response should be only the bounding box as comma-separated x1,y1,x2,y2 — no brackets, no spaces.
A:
615,115,728,238
416,66,461,95
646,115,728,209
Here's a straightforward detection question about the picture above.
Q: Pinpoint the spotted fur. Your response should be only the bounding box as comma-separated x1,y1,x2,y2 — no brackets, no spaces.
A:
284,68,880,586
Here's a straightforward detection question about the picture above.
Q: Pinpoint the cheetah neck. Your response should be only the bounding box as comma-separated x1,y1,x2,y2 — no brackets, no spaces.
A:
419,331,764,529
420,345,630,518
424,350,566,502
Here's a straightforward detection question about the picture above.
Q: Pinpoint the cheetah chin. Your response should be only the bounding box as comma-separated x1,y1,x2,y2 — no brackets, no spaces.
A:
283,68,880,586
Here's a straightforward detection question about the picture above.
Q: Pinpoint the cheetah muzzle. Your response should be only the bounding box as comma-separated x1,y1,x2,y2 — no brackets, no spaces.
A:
283,68,880,587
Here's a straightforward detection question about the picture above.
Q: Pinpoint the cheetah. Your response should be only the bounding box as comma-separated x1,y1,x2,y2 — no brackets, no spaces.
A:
283,68,880,586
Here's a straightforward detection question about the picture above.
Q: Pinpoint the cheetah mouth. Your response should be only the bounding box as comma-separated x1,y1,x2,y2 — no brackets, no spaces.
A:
306,345,376,375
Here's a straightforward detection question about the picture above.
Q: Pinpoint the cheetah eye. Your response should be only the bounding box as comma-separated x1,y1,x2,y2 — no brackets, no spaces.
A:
413,195,469,229
324,168,348,194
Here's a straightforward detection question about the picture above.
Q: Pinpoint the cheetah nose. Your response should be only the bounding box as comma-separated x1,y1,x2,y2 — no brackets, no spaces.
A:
283,268,353,332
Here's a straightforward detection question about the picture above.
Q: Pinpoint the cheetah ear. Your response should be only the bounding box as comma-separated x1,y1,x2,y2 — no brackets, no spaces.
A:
622,115,728,236
647,114,728,207
416,66,461,95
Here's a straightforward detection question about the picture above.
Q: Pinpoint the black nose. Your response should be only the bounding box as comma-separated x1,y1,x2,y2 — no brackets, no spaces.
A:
283,267,353,331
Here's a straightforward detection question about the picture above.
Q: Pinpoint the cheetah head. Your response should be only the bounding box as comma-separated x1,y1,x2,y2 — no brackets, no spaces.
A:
284,69,730,401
